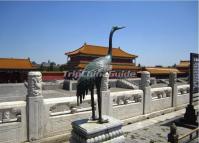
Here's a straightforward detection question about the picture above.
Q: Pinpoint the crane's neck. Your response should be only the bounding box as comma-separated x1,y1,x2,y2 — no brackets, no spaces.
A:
108,26,125,60
108,29,114,58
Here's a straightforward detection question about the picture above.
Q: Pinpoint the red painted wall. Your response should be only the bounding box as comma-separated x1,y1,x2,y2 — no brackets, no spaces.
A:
42,72,65,81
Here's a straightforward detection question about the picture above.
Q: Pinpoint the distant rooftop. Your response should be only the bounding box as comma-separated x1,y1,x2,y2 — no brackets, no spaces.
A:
0,58,34,70
176,60,190,68
65,43,138,58
143,67,183,75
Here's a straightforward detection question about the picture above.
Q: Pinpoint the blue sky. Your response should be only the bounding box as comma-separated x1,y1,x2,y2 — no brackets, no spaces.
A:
0,1,198,66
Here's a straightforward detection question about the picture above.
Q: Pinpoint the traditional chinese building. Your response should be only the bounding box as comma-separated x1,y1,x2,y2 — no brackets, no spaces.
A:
139,67,187,79
65,43,140,79
0,58,35,83
176,60,190,74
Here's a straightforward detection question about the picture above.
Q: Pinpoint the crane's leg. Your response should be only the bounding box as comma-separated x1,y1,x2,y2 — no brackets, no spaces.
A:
77,96,79,106
90,86,96,120
97,86,102,122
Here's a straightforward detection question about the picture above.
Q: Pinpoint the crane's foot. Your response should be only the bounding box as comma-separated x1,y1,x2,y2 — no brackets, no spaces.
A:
91,116,98,121
98,118,109,124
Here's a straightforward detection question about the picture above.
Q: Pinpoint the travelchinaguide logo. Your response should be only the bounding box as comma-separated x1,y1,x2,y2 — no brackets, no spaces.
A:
64,70,136,80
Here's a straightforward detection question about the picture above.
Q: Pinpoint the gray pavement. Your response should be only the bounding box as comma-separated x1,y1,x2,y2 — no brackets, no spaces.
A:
123,105,199,143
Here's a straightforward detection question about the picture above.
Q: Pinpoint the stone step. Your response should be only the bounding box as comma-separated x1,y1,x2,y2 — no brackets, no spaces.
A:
117,79,138,89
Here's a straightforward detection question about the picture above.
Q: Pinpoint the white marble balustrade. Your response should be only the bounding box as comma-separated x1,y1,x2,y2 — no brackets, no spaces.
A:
44,90,144,116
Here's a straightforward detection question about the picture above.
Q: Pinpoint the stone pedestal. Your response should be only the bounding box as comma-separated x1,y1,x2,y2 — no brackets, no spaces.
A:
71,115,125,143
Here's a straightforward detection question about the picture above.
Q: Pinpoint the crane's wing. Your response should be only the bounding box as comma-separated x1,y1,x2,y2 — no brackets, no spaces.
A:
76,56,111,105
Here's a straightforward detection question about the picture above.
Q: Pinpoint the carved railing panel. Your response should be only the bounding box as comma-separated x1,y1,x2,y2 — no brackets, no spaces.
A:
177,85,190,95
0,108,21,124
45,96,97,117
111,90,143,106
151,87,172,100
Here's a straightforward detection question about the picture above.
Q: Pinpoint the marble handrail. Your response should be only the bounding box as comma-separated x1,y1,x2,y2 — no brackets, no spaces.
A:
44,90,144,116
111,90,143,106
44,95,97,116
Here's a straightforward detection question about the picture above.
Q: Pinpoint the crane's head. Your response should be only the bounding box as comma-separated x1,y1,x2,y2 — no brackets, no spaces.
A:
112,26,125,32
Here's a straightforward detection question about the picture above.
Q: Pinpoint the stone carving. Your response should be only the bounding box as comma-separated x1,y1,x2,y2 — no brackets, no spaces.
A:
3,111,10,121
27,72,42,97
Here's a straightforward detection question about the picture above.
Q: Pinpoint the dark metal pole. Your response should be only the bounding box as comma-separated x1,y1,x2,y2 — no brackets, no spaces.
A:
189,53,193,105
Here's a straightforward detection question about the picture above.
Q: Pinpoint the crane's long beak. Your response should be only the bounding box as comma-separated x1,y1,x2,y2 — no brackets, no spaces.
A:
118,26,125,29
114,26,126,31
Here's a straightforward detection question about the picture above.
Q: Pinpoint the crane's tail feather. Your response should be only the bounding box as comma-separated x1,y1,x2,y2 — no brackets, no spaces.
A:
76,78,91,106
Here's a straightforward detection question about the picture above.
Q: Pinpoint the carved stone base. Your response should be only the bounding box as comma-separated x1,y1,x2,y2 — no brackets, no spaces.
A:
184,104,197,125
71,115,125,143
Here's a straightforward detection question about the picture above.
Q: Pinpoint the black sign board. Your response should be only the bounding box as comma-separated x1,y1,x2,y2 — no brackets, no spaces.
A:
190,53,199,104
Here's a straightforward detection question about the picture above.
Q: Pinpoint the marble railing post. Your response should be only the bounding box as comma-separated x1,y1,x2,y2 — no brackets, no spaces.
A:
101,72,112,116
169,72,177,107
141,71,151,114
27,71,44,142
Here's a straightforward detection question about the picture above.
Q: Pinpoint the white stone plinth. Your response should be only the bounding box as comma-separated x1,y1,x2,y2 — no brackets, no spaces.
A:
101,90,113,116
143,86,151,114
71,115,125,143
28,96,44,141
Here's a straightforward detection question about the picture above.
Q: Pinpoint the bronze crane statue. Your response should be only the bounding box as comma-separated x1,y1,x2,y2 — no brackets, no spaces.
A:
76,26,125,123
